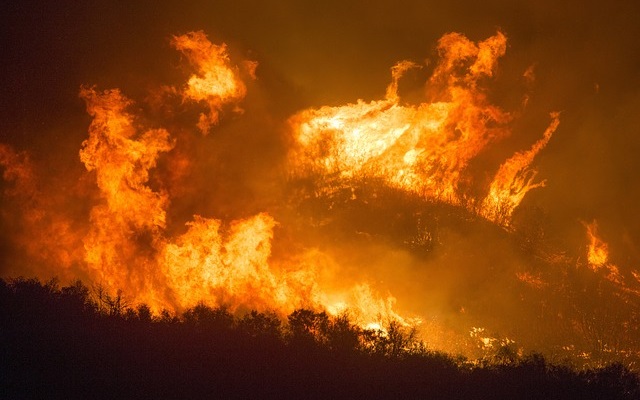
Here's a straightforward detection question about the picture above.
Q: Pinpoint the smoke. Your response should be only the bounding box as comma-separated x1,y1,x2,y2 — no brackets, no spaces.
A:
2,0,640,362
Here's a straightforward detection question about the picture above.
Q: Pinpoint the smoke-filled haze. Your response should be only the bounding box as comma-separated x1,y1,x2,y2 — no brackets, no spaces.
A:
2,0,640,362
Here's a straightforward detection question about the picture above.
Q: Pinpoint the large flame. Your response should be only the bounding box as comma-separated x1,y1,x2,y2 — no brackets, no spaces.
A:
1,30,571,351
66,32,407,327
288,32,558,226
79,87,173,297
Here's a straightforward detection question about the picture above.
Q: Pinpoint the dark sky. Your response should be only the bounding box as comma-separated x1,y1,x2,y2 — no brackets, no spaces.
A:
2,0,640,264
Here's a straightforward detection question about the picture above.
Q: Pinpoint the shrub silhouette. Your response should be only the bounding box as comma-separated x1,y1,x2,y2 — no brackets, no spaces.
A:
238,310,282,340
287,308,330,344
324,312,361,354
1,276,639,400
183,302,234,332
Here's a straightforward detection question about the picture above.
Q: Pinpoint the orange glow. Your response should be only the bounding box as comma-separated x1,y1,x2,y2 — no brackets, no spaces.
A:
585,220,608,269
0,145,83,274
64,31,564,330
1,29,590,360
4,0,640,372
516,271,547,289
66,35,409,329
0,144,36,197
171,31,254,134
79,87,173,297
289,32,556,226
582,221,640,297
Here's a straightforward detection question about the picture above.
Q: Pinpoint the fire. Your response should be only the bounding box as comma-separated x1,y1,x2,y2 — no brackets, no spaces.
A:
516,271,547,289
79,87,174,232
585,220,609,269
171,30,255,134
480,113,559,225
581,221,640,298
0,30,567,349
161,213,302,312
65,32,408,328
8,24,640,366
289,32,558,226
79,86,174,298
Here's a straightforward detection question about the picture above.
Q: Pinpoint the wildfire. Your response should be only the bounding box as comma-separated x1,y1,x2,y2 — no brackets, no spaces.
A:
585,220,609,269
0,30,564,343
289,31,558,227
480,113,559,225
171,30,256,134
581,221,640,298
69,32,407,327
515,271,547,289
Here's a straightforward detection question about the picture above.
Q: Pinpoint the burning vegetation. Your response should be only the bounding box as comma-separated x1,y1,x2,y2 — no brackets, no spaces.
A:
289,31,559,227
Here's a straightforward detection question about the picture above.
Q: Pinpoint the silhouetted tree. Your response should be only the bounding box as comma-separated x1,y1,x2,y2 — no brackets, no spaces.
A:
58,279,95,315
238,310,282,340
183,302,234,332
324,312,361,354
93,283,128,317
363,320,422,358
287,308,330,346
158,308,179,324
2,276,640,400
585,362,640,399
124,303,153,323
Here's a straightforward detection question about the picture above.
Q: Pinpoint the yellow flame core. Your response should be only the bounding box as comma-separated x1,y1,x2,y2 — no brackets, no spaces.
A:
585,221,609,269
582,221,640,297
289,32,557,226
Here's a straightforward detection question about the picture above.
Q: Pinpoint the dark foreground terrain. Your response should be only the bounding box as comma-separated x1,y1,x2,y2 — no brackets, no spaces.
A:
1,277,638,399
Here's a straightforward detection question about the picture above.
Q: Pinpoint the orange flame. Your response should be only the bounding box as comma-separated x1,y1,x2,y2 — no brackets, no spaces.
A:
516,271,547,289
289,32,557,226
582,221,640,294
160,213,303,312
67,34,409,328
171,30,254,134
79,87,174,294
0,31,565,339
585,220,608,269
481,113,559,225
